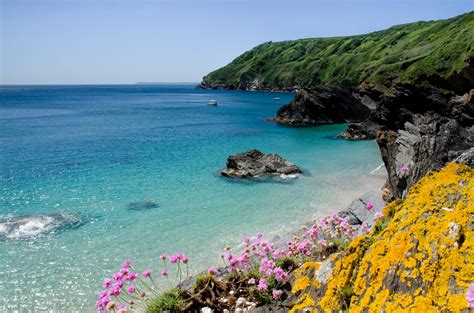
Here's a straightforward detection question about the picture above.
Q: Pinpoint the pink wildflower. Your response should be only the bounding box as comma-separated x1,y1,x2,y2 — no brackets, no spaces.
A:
273,267,288,282
103,278,112,288
114,281,123,288
181,254,189,264
160,253,167,261
125,272,137,281
161,269,169,277
122,259,131,269
142,269,152,278
467,283,474,308
127,285,136,294
374,212,384,220
257,278,268,292
208,268,219,275
170,254,180,264
367,202,374,211
248,278,256,285
272,289,283,300
243,237,251,245
256,232,263,239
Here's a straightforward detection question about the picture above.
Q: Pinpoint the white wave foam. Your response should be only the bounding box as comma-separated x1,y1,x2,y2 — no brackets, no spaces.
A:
0,213,81,240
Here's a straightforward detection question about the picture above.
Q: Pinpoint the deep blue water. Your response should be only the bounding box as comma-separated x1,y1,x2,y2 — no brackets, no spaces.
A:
0,85,384,311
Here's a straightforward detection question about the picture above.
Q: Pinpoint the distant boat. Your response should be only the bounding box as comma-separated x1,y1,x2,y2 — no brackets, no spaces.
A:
207,100,218,106
273,97,281,101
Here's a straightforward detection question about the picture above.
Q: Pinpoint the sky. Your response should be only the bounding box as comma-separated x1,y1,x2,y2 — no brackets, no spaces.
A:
1,0,473,84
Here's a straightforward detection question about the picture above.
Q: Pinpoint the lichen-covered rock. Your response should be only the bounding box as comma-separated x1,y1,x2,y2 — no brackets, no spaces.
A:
289,162,474,312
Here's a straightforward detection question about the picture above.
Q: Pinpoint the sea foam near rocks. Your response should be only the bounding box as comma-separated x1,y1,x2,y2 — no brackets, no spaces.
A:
0,213,82,240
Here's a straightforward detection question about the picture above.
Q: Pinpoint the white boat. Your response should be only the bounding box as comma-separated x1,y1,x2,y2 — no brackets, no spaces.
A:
273,97,281,101
207,100,218,106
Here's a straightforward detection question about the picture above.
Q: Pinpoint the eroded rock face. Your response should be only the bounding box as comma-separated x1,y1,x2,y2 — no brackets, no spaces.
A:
220,149,303,178
341,85,474,198
289,163,474,312
271,87,371,126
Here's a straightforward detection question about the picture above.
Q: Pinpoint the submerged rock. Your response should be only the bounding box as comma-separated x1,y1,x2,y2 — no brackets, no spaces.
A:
126,200,159,211
270,86,370,126
0,213,82,240
220,149,303,178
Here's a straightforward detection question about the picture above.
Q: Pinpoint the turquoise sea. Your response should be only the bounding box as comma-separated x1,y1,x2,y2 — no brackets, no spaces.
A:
0,85,384,311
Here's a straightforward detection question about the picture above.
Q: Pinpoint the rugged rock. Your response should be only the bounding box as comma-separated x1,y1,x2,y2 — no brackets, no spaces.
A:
289,163,474,312
340,85,474,198
377,112,473,198
270,87,371,126
221,149,303,178
337,190,385,227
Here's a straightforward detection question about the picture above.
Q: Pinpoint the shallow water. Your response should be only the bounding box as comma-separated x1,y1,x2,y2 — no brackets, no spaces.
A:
0,84,384,311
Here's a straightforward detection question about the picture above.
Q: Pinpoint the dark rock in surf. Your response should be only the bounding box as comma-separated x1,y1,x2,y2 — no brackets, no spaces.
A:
221,149,303,178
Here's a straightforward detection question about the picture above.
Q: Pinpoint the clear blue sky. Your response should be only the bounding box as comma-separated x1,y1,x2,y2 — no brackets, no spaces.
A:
1,0,472,84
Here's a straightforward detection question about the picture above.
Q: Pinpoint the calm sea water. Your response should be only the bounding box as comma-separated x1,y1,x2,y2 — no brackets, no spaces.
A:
0,85,384,311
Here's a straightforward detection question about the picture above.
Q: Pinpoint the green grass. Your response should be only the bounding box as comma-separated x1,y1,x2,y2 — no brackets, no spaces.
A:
145,289,187,313
203,12,473,88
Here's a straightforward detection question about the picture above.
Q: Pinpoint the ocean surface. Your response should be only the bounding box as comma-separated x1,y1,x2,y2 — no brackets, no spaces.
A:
0,84,384,311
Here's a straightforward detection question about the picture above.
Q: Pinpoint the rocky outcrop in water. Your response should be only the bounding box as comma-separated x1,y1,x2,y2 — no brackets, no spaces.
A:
269,87,370,126
221,149,302,178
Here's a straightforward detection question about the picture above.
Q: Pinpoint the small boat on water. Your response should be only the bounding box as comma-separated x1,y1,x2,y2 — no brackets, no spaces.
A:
207,100,218,106
273,97,281,101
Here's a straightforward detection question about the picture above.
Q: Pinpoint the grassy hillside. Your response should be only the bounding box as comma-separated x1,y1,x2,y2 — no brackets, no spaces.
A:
203,12,474,88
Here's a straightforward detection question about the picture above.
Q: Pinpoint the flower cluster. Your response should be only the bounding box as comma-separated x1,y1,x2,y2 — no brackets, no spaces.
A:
96,253,189,312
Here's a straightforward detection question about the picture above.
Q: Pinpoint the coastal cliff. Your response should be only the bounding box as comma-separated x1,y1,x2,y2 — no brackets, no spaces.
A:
198,12,473,91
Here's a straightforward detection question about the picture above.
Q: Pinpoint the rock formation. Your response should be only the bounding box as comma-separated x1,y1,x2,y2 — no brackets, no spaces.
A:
221,149,303,178
270,87,370,126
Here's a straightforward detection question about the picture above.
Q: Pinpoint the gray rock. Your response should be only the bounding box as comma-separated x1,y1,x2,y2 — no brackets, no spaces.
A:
338,191,385,227
221,149,303,178
271,86,370,126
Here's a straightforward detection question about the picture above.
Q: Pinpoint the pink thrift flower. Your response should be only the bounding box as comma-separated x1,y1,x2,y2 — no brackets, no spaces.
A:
114,281,123,288
103,278,112,288
257,278,268,292
467,283,474,308
170,254,179,264
112,272,123,281
126,272,137,281
142,269,152,278
208,268,219,275
161,269,169,277
243,237,251,245
160,253,167,261
181,254,189,264
127,285,136,294
256,232,263,239
367,202,374,211
248,278,256,285
374,212,384,220
272,289,283,300
122,259,131,269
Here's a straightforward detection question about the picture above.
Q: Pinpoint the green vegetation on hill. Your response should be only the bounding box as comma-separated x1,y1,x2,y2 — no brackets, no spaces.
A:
203,12,474,88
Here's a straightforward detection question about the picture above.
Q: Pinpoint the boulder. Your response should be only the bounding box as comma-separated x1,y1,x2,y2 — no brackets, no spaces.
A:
221,149,303,178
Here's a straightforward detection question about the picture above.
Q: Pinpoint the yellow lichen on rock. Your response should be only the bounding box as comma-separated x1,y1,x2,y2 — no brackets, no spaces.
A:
289,162,474,312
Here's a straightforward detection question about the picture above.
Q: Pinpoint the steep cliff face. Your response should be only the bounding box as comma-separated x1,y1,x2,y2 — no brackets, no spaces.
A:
270,87,370,126
289,162,474,312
